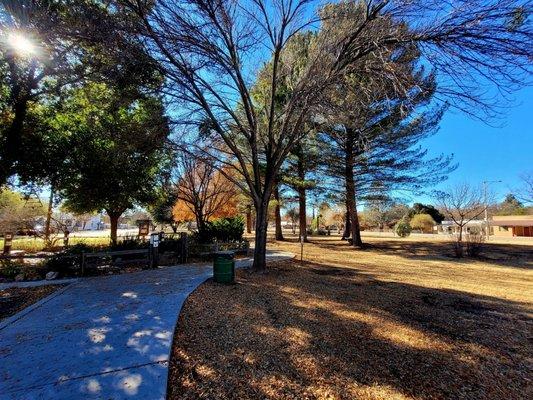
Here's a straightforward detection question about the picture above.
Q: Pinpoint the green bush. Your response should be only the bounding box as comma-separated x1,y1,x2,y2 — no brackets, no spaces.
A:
0,259,24,279
199,216,244,243
110,237,147,251
395,220,412,237
0,259,47,281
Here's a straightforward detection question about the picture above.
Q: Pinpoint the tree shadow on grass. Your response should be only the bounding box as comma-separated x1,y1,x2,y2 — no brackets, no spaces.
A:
306,236,533,269
168,261,531,400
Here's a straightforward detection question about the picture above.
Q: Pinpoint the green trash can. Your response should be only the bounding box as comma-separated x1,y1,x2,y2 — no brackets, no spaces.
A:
213,251,235,283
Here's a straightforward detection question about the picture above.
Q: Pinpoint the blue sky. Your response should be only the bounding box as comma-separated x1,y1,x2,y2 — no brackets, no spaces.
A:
416,86,533,204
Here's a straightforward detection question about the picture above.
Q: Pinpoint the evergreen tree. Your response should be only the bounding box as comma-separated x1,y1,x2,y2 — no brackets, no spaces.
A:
496,194,527,216
281,134,321,242
408,203,445,224
319,11,455,246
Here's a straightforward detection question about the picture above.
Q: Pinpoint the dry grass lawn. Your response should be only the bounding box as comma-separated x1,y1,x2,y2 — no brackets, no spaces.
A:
168,236,532,400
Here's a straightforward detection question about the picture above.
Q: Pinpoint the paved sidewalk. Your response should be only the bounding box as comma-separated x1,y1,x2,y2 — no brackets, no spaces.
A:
0,251,293,400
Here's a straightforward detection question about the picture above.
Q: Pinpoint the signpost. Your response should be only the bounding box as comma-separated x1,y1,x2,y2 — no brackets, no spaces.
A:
149,233,159,268
63,230,70,247
3,232,13,254
137,219,151,238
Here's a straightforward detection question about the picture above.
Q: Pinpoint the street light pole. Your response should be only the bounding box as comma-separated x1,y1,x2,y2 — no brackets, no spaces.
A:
482,180,502,241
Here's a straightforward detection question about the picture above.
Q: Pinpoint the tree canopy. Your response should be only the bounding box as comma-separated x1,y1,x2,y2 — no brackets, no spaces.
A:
0,188,45,233
410,213,436,233
51,83,169,244
408,203,445,224
0,0,161,185
0,0,531,269
495,194,529,216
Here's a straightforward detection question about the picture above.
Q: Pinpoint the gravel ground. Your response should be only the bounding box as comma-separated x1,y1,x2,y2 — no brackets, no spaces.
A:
0,285,63,322
167,239,531,400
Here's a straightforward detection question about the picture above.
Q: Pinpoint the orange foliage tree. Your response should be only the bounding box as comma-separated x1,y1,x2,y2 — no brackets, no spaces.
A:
172,200,195,223
172,155,239,236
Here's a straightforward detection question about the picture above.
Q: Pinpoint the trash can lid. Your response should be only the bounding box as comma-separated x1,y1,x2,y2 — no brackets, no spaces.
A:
213,251,235,259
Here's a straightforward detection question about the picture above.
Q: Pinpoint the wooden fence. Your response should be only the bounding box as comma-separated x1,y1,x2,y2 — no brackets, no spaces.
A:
1,236,248,276
80,249,150,276
189,240,250,258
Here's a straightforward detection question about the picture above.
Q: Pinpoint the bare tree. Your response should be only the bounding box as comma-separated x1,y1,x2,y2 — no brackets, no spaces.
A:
175,154,238,240
435,184,488,257
516,172,533,204
286,208,299,235
119,0,532,270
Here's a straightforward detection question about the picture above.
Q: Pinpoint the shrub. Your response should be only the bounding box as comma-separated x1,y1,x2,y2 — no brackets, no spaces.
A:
44,243,95,277
410,213,436,233
0,259,24,279
110,237,147,251
200,217,244,243
395,220,412,237
465,233,484,257
451,238,463,258
0,259,47,281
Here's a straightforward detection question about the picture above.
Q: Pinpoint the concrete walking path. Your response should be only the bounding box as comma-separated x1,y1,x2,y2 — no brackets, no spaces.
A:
0,251,293,400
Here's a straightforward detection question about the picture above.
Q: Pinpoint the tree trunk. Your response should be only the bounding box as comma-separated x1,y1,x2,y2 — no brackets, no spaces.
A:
246,204,252,233
298,188,307,241
44,185,54,246
252,200,269,271
455,223,464,257
350,202,363,247
342,210,350,240
107,211,122,246
197,219,208,242
194,205,209,242
274,182,284,241
345,129,363,247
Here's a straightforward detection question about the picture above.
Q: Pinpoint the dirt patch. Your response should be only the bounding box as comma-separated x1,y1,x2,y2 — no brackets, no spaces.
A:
0,285,64,321
168,258,531,400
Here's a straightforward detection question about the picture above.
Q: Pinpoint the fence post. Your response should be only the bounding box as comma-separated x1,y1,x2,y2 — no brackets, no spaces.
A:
3,232,13,254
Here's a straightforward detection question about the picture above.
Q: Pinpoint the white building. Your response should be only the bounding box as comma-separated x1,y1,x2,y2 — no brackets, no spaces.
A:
436,220,486,235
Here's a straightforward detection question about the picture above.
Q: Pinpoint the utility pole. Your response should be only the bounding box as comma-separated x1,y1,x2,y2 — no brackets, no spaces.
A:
483,180,501,241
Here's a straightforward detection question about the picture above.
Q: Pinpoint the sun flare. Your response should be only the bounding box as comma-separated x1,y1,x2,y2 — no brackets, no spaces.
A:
7,32,36,56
